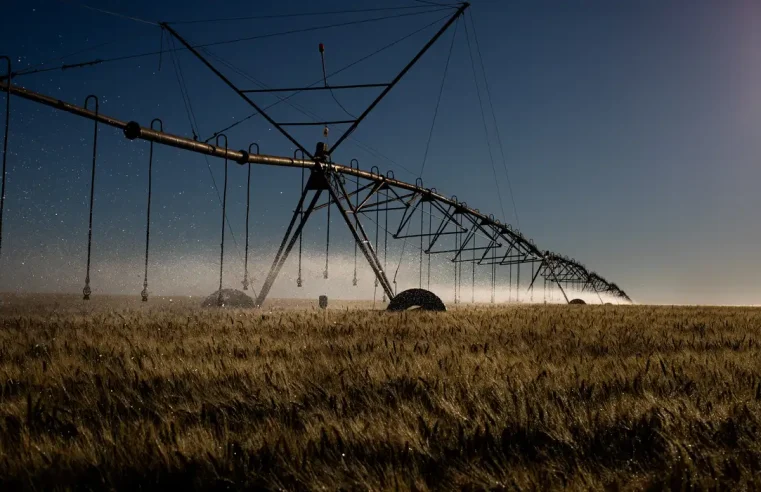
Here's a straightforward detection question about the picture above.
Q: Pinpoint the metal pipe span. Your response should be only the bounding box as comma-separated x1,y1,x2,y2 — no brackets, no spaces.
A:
3,83,630,299
3,83,540,252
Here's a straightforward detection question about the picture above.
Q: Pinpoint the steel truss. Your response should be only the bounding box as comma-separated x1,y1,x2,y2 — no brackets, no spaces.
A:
159,3,468,159
0,82,631,305
0,3,631,305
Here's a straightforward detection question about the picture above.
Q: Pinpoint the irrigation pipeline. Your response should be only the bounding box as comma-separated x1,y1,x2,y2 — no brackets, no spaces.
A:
1,83,631,302
1,84,529,241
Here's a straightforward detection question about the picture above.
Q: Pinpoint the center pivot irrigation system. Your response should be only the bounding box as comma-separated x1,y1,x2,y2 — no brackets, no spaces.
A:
0,2,631,309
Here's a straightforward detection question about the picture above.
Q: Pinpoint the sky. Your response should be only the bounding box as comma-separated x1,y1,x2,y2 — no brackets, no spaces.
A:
1,0,760,305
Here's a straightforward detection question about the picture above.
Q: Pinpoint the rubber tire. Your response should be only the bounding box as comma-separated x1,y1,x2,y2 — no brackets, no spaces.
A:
201,289,255,308
569,298,586,305
387,289,446,312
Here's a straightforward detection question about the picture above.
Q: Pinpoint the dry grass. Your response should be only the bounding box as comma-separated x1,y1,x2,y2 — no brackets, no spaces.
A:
1,295,761,490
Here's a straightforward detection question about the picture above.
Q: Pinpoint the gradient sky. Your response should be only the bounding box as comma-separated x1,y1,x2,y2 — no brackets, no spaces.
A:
1,0,760,305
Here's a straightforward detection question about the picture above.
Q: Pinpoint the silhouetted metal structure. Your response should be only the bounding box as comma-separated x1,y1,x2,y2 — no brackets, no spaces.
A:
0,2,631,306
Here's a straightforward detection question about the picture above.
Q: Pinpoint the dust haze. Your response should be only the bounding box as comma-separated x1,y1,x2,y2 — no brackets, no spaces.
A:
0,248,625,304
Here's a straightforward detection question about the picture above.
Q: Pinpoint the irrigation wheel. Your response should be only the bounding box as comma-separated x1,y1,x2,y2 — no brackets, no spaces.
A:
386,289,446,312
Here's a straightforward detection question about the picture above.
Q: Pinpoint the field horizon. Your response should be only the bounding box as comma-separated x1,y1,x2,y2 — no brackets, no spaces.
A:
1,291,758,308
0,292,388,313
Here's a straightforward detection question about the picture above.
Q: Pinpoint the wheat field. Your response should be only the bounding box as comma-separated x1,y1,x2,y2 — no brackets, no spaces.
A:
1,294,760,490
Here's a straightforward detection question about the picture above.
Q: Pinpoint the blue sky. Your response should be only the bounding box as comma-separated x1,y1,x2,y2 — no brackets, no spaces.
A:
1,0,760,304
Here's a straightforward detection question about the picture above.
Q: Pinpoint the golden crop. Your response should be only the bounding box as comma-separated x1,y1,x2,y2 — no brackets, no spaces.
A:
1,295,760,490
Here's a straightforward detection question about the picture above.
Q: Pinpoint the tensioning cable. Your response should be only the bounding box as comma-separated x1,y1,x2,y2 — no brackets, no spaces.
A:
4,7,449,81
462,15,507,224
469,11,521,229
419,17,458,178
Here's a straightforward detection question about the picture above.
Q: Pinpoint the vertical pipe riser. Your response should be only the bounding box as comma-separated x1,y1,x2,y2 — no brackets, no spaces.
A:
0,57,11,260
142,119,162,302
142,141,153,302
216,135,228,306
242,143,257,291
82,95,99,300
